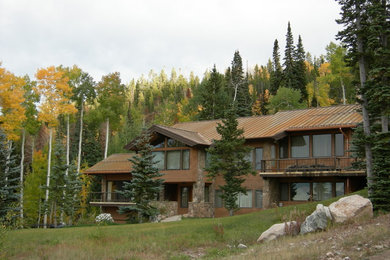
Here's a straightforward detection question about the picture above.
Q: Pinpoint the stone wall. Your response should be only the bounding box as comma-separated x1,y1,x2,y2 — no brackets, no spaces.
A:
150,201,178,217
188,202,214,218
263,178,279,208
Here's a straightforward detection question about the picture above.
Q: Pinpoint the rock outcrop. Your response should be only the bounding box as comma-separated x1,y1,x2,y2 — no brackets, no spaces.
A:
328,195,373,223
300,204,332,234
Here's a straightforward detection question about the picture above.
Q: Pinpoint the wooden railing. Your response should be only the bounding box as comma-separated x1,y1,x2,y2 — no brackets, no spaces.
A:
90,192,130,203
259,157,357,172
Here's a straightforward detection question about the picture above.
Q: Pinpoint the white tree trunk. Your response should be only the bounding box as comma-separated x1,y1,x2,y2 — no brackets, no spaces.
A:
356,4,373,197
4,141,12,185
341,78,346,105
77,103,84,175
104,117,109,159
20,129,26,226
60,115,71,224
43,128,53,229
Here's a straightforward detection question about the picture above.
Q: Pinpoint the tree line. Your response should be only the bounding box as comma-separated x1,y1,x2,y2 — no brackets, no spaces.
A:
1,4,389,228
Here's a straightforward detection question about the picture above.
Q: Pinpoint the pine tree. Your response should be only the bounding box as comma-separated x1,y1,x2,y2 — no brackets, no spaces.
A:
205,106,255,216
283,22,296,89
0,130,19,222
118,131,164,223
294,35,308,101
270,39,283,95
230,51,252,116
198,65,228,120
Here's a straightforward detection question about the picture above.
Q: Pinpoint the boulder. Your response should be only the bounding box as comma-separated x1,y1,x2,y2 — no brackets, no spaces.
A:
329,195,373,223
161,215,182,223
300,204,332,234
257,221,297,243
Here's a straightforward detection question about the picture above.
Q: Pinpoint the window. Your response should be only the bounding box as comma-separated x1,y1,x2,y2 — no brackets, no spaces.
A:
237,190,252,208
279,138,288,159
280,183,289,201
244,150,253,163
204,185,210,202
167,150,181,170
180,187,189,208
291,136,309,158
153,140,165,148
335,134,344,156
152,151,165,170
255,190,263,208
313,182,332,201
255,148,263,170
313,134,331,157
215,190,223,208
167,138,185,147
336,182,345,197
290,182,310,201
182,150,190,169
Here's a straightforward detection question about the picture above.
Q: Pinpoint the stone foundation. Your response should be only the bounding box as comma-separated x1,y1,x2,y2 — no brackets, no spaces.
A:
188,202,214,218
150,201,178,218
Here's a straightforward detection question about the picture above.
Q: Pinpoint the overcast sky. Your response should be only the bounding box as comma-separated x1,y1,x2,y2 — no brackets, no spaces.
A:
0,0,342,84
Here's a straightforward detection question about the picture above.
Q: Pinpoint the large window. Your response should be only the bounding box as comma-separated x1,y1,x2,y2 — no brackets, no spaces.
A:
153,150,190,170
335,134,344,156
236,190,253,208
152,151,165,170
255,190,263,208
279,138,288,159
291,136,309,158
280,181,346,201
313,134,332,157
313,182,332,201
290,182,311,201
204,185,210,202
255,148,263,170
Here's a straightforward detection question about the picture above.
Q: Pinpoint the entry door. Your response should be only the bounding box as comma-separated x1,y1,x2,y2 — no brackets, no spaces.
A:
180,186,190,208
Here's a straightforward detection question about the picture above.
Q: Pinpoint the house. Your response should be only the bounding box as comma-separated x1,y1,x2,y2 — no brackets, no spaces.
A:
85,104,366,222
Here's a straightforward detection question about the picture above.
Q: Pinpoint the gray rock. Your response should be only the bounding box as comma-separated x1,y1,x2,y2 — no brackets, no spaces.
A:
237,243,247,249
161,215,182,223
300,204,332,234
257,221,297,243
329,195,373,223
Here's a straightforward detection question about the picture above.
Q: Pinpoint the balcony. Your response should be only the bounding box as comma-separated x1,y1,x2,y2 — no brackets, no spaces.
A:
89,192,135,206
259,157,363,176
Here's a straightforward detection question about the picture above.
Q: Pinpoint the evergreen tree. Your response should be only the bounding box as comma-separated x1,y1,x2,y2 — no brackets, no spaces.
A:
270,39,283,95
230,51,252,116
205,106,255,216
0,130,19,222
294,35,308,101
198,65,228,120
283,22,296,89
118,131,164,223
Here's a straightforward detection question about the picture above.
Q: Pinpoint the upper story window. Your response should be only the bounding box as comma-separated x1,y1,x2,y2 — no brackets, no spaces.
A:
335,134,344,156
167,138,185,147
279,138,288,159
255,148,263,170
291,135,309,158
313,134,331,157
152,150,190,170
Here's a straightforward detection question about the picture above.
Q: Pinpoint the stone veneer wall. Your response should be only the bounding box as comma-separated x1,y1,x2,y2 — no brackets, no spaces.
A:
188,202,214,218
150,201,178,217
262,178,279,208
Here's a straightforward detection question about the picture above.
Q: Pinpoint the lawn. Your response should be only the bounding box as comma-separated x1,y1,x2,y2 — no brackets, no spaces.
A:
3,190,367,259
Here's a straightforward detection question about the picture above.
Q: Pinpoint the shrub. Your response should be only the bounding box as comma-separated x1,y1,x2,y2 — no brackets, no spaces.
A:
95,213,114,225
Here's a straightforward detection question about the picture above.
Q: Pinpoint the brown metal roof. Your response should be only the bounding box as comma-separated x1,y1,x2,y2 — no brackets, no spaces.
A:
84,153,133,174
171,104,362,142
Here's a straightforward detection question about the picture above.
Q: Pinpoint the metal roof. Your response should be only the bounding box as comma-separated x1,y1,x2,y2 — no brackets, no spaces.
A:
170,104,362,142
84,153,133,174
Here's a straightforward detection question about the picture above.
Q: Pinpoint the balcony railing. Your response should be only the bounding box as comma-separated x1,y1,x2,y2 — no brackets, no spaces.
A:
259,157,357,173
90,192,130,203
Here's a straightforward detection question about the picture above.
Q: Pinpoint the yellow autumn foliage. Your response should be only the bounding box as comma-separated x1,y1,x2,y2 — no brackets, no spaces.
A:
0,66,26,141
34,66,77,127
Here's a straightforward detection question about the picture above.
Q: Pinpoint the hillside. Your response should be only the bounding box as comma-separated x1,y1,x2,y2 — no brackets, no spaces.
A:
2,190,389,260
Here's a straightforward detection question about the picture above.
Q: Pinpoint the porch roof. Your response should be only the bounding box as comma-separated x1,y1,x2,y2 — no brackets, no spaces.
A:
84,153,133,175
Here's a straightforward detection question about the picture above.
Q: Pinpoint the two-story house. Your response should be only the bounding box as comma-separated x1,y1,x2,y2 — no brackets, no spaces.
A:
85,104,366,222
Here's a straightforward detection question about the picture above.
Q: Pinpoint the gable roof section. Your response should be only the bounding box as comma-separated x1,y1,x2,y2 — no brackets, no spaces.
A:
125,104,362,150
84,153,133,174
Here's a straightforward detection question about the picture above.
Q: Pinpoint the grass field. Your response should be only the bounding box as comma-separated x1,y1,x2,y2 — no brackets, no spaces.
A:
2,190,376,260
